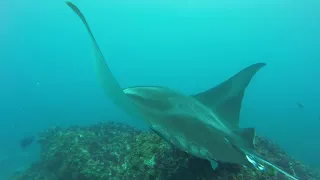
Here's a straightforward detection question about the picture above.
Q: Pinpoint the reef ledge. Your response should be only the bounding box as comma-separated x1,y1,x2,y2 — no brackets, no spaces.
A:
10,121,320,180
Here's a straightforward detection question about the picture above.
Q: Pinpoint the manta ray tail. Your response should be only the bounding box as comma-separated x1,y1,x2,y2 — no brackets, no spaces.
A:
250,154,299,180
66,2,142,120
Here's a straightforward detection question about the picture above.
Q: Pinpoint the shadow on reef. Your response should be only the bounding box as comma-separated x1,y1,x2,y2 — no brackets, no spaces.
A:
10,121,320,180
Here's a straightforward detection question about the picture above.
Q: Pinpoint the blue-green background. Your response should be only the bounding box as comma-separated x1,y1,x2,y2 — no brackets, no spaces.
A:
0,0,319,178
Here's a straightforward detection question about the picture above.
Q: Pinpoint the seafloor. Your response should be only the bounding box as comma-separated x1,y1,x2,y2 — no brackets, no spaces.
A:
10,121,320,180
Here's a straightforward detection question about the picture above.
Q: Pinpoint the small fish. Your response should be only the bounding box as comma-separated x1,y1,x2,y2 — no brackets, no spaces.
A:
296,102,304,109
20,136,35,149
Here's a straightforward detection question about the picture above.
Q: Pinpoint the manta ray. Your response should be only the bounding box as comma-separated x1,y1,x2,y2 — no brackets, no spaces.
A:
66,2,298,179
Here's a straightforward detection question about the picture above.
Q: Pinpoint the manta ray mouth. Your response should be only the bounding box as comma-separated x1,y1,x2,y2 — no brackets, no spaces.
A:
246,154,265,171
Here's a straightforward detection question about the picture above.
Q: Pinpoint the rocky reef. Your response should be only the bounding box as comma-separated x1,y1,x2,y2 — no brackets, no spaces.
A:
10,121,320,180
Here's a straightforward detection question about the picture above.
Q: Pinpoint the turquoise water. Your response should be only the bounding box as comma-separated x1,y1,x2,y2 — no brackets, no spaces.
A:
0,0,319,178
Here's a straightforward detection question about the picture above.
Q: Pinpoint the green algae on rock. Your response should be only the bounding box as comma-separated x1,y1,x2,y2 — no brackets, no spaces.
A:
9,122,320,180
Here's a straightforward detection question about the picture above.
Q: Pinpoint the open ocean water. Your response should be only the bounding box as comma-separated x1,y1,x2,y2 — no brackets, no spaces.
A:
0,0,319,179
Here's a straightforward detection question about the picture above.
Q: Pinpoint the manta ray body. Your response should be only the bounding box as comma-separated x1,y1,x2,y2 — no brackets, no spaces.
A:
66,2,298,179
